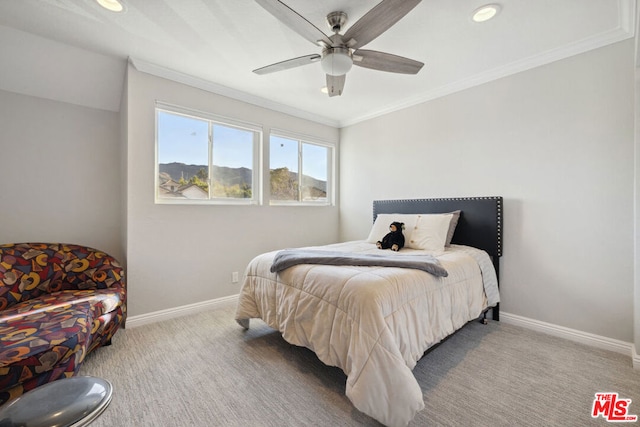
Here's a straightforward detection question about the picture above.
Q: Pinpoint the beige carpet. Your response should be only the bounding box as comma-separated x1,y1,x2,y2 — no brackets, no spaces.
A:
80,300,640,426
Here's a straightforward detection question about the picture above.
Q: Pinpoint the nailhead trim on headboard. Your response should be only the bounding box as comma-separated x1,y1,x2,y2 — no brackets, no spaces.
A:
496,197,502,257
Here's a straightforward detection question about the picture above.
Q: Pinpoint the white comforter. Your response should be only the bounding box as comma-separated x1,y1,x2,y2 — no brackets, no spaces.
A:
235,241,500,426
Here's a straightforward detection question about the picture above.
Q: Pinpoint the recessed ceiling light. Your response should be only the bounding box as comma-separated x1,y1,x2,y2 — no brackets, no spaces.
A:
96,0,125,13
472,4,500,23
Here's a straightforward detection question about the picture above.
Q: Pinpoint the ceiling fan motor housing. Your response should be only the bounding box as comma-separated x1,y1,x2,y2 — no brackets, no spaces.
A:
321,20,353,77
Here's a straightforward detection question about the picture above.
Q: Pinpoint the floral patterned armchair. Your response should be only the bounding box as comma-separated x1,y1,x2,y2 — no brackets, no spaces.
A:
0,243,126,405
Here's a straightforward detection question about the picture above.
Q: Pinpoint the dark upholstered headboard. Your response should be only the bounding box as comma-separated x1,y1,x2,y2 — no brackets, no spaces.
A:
373,196,503,274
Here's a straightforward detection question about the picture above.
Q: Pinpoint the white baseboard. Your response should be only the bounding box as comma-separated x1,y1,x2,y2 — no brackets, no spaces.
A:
124,300,639,370
500,311,635,362
125,294,239,328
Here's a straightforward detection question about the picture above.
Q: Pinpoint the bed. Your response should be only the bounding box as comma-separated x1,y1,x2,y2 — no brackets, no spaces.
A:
235,196,503,426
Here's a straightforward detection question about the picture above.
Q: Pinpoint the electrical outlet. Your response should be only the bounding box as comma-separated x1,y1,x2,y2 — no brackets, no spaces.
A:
232,271,239,283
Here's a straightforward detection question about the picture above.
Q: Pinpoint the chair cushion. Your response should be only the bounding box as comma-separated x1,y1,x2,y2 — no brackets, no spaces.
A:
0,305,89,391
0,289,124,396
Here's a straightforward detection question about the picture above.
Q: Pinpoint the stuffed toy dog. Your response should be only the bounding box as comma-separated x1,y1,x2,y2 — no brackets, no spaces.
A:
376,221,405,251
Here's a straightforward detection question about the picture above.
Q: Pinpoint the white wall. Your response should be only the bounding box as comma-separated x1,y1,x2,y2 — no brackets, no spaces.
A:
124,66,340,317
635,63,640,360
339,40,635,342
0,89,123,261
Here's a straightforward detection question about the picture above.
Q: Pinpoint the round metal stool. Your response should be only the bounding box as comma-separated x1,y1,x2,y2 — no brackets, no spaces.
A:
0,376,112,427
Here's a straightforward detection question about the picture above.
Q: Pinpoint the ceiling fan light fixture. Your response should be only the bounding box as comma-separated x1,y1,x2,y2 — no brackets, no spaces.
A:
472,4,500,22
96,0,126,13
321,48,353,76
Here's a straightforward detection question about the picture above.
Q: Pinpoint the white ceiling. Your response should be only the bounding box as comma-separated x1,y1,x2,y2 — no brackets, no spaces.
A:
0,0,635,127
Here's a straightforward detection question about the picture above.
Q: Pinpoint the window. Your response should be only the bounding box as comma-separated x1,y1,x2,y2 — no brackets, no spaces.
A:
269,132,333,205
155,104,261,204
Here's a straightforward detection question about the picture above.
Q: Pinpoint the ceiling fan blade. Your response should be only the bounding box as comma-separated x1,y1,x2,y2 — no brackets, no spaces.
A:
253,54,321,75
353,49,424,74
255,0,332,46
343,0,421,49
326,74,346,97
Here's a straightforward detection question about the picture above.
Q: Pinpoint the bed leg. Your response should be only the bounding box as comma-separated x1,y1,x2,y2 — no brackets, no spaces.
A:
236,319,250,329
479,311,488,325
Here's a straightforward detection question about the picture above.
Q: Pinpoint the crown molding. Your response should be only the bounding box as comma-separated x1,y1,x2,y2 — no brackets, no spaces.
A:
340,0,636,127
128,57,340,128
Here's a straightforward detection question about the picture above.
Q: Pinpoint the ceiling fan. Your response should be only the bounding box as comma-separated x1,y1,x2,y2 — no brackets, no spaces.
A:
252,0,424,97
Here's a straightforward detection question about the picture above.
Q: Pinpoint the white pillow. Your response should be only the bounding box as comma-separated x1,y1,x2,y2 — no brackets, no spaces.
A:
366,214,419,243
408,213,453,252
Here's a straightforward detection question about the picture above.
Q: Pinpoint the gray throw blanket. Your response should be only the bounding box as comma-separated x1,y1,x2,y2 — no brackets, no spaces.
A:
270,249,448,277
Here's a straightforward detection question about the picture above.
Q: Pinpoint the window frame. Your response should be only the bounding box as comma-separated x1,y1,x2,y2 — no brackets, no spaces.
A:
155,102,263,205
268,129,335,206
